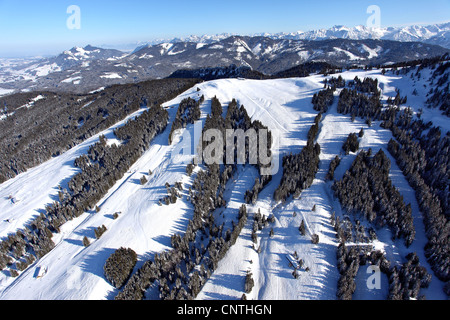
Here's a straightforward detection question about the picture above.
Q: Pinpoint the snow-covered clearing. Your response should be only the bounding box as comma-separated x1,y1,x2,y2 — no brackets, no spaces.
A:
100,72,122,79
0,88,14,97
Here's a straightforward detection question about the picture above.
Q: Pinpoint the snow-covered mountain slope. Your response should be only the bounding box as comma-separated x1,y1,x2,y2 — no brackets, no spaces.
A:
195,71,449,301
0,46,127,93
0,66,448,300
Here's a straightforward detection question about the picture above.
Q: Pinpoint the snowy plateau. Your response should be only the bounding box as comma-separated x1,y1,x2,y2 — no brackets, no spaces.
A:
0,64,448,301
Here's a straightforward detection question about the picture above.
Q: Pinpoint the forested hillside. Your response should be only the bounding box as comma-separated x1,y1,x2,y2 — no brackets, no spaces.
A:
0,56,448,300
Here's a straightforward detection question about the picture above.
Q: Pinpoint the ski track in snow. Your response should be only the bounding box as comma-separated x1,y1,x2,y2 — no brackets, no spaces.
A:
0,69,447,300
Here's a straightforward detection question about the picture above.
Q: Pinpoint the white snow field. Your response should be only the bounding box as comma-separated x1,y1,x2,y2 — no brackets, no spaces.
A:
0,67,447,300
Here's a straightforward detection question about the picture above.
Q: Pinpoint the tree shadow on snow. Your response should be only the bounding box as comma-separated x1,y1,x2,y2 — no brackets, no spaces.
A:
73,226,97,239
152,234,172,248
204,273,244,298
79,247,117,279
130,178,144,185
201,290,238,300
64,238,84,247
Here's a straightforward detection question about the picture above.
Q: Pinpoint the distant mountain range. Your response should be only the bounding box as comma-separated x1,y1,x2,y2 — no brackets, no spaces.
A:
0,22,449,94
268,22,450,48
134,22,450,50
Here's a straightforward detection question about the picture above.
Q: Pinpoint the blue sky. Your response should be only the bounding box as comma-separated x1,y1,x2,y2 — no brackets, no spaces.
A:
0,0,449,57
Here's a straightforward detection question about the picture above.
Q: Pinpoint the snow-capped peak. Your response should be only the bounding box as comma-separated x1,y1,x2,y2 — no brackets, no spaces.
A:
134,22,450,49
